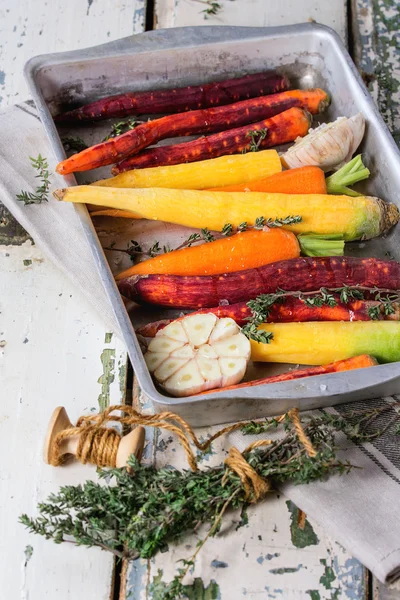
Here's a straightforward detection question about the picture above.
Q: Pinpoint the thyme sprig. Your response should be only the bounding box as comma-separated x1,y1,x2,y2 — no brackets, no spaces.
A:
16,155,51,205
241,286,400,343
61,136,88,153
105,217,302,264
196,0,222,19
104,229,214,262
102,118,144,141
247,129,268,152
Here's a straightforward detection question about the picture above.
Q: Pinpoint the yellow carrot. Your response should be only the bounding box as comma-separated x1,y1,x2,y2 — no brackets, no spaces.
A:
250,321,400,365
54,186,399,242
94,150,281,190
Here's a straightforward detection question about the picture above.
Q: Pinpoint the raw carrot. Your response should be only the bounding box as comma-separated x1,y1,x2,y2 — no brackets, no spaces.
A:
199,355,378,394
251,321,400,364
115,229,300,280
113,107,312,172
55,186,399,242
115,257,400,309
89,208,140,218
96,150,282,190
136,297,400,337
208,166,327,194
56,89,328,175
55,71,289,122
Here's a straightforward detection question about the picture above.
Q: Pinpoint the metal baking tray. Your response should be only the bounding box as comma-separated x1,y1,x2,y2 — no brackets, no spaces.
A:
25,24,400,426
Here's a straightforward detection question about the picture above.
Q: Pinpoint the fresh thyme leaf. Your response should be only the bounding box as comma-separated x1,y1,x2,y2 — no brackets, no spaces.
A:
382,301,396,316
368,306,381,320
242,323,274,343
129,240,143,254
246,292,285,324
254,216,266,229
186,233,201,247
241,417,281,435
221,223,233,236
102,118,143,142
16,154,51,205
61,136,88,153
302,288,336,308
148,241,161,257
339,286,364,303
199,0,222,18
253,215,303,229
201,228,215,243
247,128,268,152
237,222,248,232
265,215,303,228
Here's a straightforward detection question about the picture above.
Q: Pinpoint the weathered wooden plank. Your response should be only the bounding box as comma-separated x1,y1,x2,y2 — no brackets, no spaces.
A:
155,0,348,42
352,2,400,597
0,1,146,598
0,242,128,599
0,0,146,243
0,0,146,108
351,0,400,144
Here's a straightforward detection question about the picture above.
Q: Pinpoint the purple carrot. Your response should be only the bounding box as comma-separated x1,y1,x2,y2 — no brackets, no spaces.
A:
118,257,400,309
56,71,289,123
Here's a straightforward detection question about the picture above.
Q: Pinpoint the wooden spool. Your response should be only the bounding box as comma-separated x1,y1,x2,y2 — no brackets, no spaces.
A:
44,406,145,468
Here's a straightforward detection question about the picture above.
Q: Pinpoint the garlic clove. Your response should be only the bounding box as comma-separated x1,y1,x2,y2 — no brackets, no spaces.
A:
171,345,195,359
157,320,188,343
219,357,248,387
163,359,205,397
212,334,251,359
155,357,190,383
196,354,222,385
197,343,218,359
209,317,240,343
148,336,185,354
182,313,218,347
144,352,169,372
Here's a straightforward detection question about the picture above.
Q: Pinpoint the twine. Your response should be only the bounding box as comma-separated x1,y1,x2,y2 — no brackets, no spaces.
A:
51,405,316,501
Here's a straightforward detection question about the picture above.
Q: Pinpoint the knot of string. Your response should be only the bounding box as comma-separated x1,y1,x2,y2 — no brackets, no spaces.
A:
288,408,317,457
224,445,271,502
51,405,317,499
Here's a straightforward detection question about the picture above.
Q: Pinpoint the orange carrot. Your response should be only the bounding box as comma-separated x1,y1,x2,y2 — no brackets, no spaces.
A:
115,228,300,281
199,355,378,394
208,166,327,194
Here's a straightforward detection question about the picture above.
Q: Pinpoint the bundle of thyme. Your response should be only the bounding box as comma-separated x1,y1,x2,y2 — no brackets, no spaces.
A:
20,407,398,598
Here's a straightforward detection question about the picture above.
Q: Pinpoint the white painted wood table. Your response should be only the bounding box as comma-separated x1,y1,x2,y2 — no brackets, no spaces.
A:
1,1,399,598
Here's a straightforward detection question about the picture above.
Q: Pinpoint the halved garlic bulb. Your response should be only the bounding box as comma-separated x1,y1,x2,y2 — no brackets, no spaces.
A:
281,114,365,172
144,314,251,397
